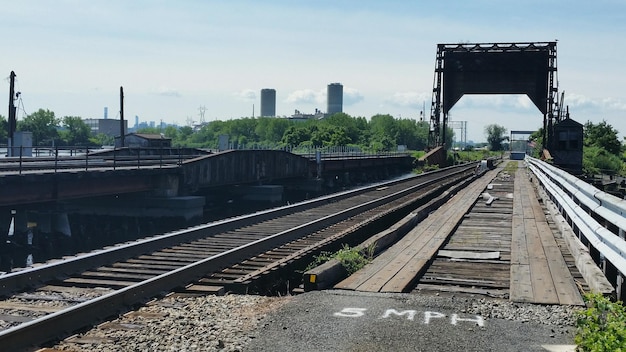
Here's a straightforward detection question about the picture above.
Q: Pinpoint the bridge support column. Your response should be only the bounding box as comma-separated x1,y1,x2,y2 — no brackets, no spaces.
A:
0,210,15,273
154,175,180,197
35,212,71,237
0,210,12,240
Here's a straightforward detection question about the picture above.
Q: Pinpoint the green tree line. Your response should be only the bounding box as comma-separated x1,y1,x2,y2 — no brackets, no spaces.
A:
5,108,626,177
0,110,454,152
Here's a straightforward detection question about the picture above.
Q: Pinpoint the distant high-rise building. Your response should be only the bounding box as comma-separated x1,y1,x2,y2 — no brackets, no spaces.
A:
260,88,276,117
104,107,108,119
327,83,343,115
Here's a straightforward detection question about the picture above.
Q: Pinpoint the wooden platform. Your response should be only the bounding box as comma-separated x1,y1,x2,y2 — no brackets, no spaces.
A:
335,161,585,305
509,167,584,305
334,167,500,293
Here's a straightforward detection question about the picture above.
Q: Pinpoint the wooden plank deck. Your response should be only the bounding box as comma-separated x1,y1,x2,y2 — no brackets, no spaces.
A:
334,160,585,306
335,167,501,293
509,167,584,305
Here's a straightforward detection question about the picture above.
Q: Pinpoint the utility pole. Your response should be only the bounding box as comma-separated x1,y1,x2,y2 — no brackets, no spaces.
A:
120,86,125,148
7,71,16,157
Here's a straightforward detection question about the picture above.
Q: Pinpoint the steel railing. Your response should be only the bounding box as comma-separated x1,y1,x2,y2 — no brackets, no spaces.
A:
0,146,200,175
526,155,626,299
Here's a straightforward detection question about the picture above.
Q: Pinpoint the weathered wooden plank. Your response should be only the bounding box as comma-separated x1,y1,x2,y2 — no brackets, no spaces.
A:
510,264,534,302
63,277,137,287
415,283,509,298
535,211,584,305
0,301,63,313
524,216,559,304
510,215,528,265
377,179,494,292
336,168,499,293
438,250,500,260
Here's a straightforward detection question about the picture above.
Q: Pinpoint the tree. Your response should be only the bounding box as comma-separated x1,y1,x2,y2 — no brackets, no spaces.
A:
255,117,291,144
281,125,310,147
17,109,59,145
0,115,7,144
485,124,508,151
323,113,360,145
584,120,621,155
369,114,398,151
91,133,114,146
583,146,622,175
60,116,92,145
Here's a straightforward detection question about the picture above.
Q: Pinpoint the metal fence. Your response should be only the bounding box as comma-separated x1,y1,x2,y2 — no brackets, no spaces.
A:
0,145,412,176
0,146,191,175
526,156,626,299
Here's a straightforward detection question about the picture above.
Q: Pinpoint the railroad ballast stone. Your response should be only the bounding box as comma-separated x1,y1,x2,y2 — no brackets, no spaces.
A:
50,292,581,351
52,294,291,352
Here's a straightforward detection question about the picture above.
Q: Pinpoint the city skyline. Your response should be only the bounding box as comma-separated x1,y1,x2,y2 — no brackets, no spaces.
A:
2,1,626,142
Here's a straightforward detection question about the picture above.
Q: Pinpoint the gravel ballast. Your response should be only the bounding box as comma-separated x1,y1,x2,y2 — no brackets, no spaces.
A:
49,290,581,351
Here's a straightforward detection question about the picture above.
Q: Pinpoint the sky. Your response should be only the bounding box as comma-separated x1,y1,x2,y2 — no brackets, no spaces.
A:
2,0,626,143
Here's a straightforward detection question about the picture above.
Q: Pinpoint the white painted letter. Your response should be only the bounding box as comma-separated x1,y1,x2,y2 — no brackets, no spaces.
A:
423,311,446,324
450,314,484,327
334,308,367,318
381,309,418,321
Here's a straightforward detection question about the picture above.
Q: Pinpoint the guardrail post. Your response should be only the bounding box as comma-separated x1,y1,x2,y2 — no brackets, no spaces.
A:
18,146,23,175
54,146,58,172
618,274,624,300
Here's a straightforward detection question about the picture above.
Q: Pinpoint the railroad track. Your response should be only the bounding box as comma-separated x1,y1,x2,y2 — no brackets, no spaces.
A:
412,162,587,301
0,163,480,350
332,161,587,306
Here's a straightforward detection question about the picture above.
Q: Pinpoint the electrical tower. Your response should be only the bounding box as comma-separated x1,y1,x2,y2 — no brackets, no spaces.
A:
448,120,467,149
198,105,207,124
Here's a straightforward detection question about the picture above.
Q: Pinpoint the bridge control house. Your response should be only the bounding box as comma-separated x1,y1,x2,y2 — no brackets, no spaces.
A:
551,117,583,175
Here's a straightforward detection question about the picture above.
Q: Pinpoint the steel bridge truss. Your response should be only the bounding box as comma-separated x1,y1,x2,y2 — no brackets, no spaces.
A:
429,42,558,149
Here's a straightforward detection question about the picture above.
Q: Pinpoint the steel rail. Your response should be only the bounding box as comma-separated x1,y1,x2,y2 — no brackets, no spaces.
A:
0,163,478,350
0,163,476,295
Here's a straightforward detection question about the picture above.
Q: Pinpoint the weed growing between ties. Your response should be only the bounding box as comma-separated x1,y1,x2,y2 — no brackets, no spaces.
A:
504,161,518,173
575,292,626,351
306,243,375,275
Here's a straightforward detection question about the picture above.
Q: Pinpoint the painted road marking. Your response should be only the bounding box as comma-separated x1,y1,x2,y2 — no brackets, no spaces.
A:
334,307,484,327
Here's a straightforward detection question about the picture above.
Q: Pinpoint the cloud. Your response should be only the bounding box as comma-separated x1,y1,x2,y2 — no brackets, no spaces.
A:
343,87,364,106
567,93,626,111
385,92,431,109
154,86,181,97
286,89,324,105
286,87,363,107
235,89,256,100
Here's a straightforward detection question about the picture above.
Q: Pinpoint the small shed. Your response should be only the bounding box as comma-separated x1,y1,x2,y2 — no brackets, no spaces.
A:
551,117,583,174
115,133,172,148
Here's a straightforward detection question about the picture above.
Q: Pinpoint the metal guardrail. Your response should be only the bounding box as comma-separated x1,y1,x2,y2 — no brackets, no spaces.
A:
526,156,626,298
0,146,195,175
0,145,411,176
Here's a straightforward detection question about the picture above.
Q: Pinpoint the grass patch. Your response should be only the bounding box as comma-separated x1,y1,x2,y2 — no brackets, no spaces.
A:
306,244,375,275
504,161,518,173
575,293,626,351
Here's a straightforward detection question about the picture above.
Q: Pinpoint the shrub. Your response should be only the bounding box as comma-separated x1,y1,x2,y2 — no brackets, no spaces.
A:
306,244,375,275
575,293,626,351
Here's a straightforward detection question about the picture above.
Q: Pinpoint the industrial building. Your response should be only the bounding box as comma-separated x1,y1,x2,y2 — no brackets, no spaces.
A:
260,88,276,117
84,118,127,137
327,83,343,115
